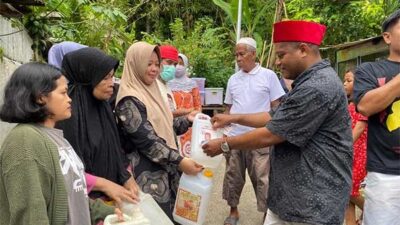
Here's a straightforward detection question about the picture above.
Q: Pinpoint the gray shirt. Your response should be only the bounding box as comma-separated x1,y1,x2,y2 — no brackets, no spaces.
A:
266,59,353,225
38,126,91,225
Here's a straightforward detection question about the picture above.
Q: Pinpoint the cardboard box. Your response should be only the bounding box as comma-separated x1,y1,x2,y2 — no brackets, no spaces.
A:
205,88,223,105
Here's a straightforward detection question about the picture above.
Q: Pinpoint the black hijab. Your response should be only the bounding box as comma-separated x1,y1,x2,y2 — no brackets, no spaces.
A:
57,47,130,195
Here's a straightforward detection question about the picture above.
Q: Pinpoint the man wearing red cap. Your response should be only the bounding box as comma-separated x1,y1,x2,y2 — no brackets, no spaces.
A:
202,20,352,225
158,45,196,118
157,45,179,113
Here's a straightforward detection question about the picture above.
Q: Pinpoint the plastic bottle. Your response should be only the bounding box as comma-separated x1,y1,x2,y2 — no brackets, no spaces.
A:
190,113,223,168
104,192,173,225
173,169,214,225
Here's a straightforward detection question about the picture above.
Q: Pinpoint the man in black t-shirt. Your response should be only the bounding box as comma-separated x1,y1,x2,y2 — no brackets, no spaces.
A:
353,10,400,225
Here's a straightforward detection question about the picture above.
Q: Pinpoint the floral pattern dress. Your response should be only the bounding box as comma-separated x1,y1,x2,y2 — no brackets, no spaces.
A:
172,87,201,157
115,96,191,220
348,102,368,197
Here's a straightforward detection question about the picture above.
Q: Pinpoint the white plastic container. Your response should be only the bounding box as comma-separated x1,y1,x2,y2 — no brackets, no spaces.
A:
190,113,223,168
104,192,173,225
191,78,206,92
173,169,214,225
104,214,149,225
204,88,223,105
199,91,205,106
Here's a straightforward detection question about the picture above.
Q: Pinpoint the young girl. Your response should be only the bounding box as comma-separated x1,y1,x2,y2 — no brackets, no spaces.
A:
343,69,368,225
0,63,118,225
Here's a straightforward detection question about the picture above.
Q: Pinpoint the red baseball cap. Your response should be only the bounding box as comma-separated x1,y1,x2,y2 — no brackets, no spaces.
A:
273,20,326,46
159,45,179,62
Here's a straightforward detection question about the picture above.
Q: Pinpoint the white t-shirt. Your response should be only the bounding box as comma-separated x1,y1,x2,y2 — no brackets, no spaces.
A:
225,64,285,136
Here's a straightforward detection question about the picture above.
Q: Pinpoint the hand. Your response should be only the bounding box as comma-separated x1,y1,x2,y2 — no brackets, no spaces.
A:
185,107,194,114
187,110,201,122
202,138,224,157
211,114,234,129
114,207,124,222
179,158,204,175
123,177,140,202
96,178,137,205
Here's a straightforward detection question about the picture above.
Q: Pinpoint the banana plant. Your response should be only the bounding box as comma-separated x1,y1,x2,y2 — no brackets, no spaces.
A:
213,0,276,66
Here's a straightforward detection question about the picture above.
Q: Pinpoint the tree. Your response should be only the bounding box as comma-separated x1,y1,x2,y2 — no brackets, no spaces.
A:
143,18,234,88
213,0,277,66
22,0,133,66
286,0,400,45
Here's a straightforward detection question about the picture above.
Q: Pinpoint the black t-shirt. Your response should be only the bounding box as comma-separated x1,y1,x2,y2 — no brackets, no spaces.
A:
353,59,400,175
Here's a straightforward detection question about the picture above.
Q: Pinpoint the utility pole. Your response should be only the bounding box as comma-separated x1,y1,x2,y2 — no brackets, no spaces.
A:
235,0,242,72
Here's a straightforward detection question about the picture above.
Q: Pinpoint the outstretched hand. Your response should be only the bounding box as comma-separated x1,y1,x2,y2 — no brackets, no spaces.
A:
179,158,204,175
123,177,140,202
211,114,233,129
202,138,224,157
98,178,138,206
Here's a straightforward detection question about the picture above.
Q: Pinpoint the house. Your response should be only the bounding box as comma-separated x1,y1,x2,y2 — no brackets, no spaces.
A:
322,36,389,79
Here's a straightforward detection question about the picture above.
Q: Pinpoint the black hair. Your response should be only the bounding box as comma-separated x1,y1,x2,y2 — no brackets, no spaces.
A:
0,62,62,123
345,68,355,74
382,9,400,32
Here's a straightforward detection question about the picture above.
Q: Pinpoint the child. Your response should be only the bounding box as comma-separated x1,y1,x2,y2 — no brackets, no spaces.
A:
0,62,119,225
343,69,368,225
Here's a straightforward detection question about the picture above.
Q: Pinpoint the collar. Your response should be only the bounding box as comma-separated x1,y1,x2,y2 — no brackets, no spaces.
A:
292,59,330,88
241,63,261,75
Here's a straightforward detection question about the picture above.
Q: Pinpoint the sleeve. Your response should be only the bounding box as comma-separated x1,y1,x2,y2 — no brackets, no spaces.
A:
356,111,368,122
173,116,191,135
224,77,233,105
192,87,202,110
117,158,131,185
353,63,378,105
115,97,183,173
85,173,97,193
266,87,331,148
89,198,115,225
2,159,52,225
268,71,286,101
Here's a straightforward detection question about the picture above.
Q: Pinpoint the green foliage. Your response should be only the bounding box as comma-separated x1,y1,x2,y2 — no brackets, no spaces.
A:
17,0,400,87
22,0,134,74
144,18,234,88
286,0,400,45
212,0,276,66
129,0,222,40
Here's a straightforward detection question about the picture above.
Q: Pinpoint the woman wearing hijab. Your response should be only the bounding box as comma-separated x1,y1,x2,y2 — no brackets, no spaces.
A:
0,63,119,225
48,41,87,69
57,47,139,205
168,53,202,157
115,42,203,220
48,41,120,111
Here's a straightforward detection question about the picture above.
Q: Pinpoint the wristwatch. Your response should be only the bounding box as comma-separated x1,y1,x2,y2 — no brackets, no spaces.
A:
220,137,230,153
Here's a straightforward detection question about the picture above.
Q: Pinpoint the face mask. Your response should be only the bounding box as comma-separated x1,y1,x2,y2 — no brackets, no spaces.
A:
160,65,176,82
175,65,186,78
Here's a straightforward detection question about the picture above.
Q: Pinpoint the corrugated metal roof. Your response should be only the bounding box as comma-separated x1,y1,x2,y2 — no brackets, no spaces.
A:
321,36,383,51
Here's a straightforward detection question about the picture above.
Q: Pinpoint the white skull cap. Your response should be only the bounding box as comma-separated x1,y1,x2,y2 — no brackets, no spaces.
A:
237,37,256,49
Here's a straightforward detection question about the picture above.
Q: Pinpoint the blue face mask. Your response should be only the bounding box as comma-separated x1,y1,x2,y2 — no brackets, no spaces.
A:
161,65,176,82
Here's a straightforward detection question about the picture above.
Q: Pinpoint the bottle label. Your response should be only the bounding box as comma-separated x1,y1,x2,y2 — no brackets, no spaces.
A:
175,188,201,222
